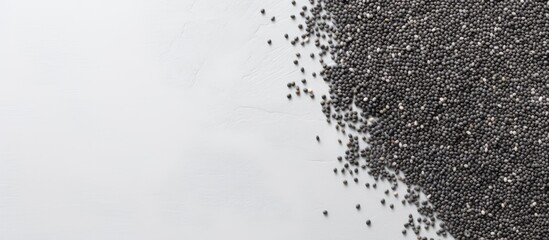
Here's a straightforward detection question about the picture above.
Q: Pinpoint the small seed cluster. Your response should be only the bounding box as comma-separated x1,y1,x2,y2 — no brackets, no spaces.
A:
263,0,548,239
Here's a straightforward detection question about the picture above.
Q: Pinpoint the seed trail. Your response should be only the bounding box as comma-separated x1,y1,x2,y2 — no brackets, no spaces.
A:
262,0,549,239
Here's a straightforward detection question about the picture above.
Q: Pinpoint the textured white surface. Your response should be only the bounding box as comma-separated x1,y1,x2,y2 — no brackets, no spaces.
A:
0,1,450,239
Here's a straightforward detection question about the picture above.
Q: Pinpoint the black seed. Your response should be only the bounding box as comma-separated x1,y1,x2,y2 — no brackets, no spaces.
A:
276,1,549,238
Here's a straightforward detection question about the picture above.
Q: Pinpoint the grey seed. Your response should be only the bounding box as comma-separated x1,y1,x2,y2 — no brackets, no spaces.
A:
278,1,549,238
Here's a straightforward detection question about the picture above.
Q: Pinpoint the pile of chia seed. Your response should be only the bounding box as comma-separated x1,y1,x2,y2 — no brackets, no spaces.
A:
263,0,548,239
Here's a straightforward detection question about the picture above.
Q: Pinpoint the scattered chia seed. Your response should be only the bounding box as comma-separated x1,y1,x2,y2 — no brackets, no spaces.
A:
265,0,549,238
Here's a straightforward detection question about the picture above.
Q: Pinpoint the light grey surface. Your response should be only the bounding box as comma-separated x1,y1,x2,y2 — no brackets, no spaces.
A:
0,0,451,239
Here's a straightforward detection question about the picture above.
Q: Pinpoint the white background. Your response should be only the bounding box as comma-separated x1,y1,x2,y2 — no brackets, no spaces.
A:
0,0,451,239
